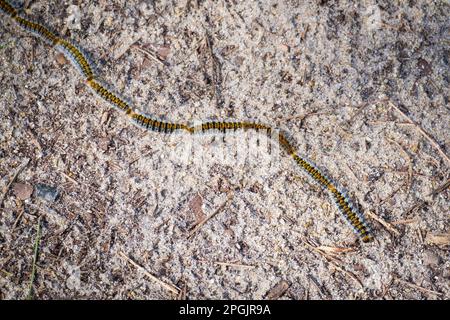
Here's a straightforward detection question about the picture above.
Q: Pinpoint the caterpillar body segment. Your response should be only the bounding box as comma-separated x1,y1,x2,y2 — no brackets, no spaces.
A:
278,132,296,155
130,112,189,134
0,0,17,17
278,131,373,242
192,121,272,136
13,15,58,45
329,187,373,243
294,152,372,241
291,153,332,188
55,39,96,80
86,79,133,113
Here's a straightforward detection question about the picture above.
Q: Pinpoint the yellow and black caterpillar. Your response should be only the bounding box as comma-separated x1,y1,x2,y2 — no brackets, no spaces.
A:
0,0,373,243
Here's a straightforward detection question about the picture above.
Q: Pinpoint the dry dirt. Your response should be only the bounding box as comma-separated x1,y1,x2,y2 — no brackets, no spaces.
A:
0,0,449,299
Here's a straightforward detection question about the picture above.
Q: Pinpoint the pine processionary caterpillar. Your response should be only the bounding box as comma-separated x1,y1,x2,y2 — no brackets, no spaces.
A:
0,0,16,17
192,121,272,135
56,39,96,80
14,15,58,45
86,79,132,113
130,112,190,134
280,131,372,242
0,0,373,243
275,129,372,242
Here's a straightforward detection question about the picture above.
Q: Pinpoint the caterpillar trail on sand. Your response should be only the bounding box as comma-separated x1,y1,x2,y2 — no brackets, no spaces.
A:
0,0,373,243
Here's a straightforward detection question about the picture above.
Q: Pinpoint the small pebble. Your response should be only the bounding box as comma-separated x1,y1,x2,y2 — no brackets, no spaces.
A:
55,52,68,66
35,184,59,202
423,250,440,267
12,182,33,200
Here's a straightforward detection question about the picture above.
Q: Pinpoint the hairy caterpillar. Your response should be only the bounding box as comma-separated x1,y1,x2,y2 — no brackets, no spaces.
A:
86,79,132,113
14,16,58,44
189,121,272,135
55,39,96,80
130,111,190,134
0,0,373,243
0,0,16,17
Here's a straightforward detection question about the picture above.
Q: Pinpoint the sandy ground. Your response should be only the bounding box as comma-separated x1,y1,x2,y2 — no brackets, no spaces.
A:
0,0,449,299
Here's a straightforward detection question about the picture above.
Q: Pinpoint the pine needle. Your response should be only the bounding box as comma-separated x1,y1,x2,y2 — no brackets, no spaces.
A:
26,216,42,300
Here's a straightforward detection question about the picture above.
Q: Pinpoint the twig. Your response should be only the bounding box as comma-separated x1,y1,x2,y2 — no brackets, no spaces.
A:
114,34,143,60
346,98,388,125
391,218,418,226
0,158,30,207
1,269,13,277
406,178,450,214
131,44,167,66
302,241,340,264
26,216,42,300
176,278,187,300
117,251,180,295
366,210,400,236
416,227,424,244
12,207,25,231
187,192,234,239
198,259,255,269
378,182,407,207
387,138,413,193
388,101,450,166
307,274,332,299
214,261,255,269
331,263,363,288
394,277,443,297
301,239,363,288
205,33,222,108
315,246,357,255
429,178,450,197
60,171,79,185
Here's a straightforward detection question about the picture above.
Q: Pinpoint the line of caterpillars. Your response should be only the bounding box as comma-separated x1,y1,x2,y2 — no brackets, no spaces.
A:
0,0,373,243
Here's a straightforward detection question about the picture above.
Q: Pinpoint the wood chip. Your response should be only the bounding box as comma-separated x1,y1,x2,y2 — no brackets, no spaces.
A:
188,193,205,224
266,280,290,300
367,210,400,236
316,246,357,254
425,232,450,246
117,251,180,295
